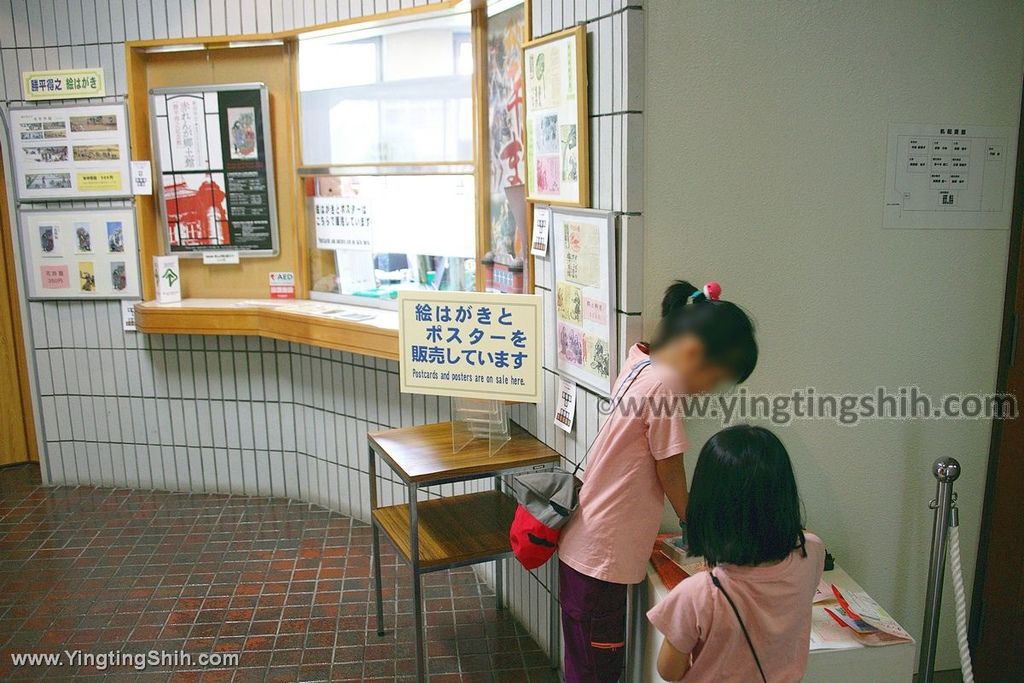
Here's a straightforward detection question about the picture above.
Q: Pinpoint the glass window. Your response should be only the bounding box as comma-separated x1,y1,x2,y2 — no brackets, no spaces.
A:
300,15,473,165
298,11,478,307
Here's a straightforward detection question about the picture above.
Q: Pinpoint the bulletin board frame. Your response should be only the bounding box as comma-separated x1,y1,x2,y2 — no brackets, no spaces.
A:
522,25,590,207
17,206,142,300
7,101,132,201
550,206,617,397
149,82,280,258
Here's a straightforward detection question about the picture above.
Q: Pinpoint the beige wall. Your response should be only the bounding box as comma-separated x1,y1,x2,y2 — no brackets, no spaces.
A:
645,1,1023,671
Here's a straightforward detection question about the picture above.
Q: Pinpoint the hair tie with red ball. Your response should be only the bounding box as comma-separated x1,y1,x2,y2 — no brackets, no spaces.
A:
688,281,722,304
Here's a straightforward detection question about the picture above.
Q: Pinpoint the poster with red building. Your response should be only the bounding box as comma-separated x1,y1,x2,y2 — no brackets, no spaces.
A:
151,84,278,255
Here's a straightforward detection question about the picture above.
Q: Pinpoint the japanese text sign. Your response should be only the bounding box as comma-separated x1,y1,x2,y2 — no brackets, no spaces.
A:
398,291,542,403
313,196,373,251
22,69,105,101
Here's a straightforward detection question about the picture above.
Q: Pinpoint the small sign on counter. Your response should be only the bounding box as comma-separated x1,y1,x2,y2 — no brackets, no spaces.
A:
153,255,181,303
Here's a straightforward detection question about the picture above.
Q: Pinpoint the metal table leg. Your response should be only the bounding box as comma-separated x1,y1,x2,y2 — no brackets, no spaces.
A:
369,446,385,636
409,482,426,683
494,474,504,610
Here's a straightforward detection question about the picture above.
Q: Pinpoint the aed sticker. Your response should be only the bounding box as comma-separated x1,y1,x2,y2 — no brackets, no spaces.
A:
269,271,295,299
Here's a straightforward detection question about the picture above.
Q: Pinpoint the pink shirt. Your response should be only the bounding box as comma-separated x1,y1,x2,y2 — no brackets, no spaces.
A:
647,534,825,683
558,344,689,585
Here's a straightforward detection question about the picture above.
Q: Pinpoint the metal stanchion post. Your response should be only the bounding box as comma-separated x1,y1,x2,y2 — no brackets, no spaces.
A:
918,457,961,683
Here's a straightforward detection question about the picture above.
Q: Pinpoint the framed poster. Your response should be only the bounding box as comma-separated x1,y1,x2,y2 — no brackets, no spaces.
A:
18,207,141,300
8,102,131,201
523,25,589,207
551,207,617,397
150,83,279,257
486,1,529,293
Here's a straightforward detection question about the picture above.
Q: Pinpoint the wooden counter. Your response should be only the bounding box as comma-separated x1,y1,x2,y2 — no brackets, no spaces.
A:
134,298,399,360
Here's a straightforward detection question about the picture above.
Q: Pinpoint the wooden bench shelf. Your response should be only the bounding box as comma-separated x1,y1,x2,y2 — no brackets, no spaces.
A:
371,490,518,569
134,298,399,360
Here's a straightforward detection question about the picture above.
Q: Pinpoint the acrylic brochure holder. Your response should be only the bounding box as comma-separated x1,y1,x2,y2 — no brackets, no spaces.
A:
451,398,511,455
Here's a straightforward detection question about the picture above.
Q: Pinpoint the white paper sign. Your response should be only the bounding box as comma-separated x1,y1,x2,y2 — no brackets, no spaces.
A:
202,251,240,265
313,196,373,251
554,376,577,433
130,160,152,195
531,206,551,257
884,123,1015,229
153,255,181,303
121,300,138,331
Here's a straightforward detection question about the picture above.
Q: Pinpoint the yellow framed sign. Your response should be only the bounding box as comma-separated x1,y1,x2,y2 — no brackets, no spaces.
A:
398,291,542,402
523,25,590,207
22,68,106,101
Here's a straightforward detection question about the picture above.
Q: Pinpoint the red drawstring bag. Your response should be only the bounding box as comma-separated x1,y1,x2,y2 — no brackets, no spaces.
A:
509,360,652,570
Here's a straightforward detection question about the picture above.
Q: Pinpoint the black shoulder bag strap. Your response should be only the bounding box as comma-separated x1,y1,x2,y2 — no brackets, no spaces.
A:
711,572,768,683
570,358,653,478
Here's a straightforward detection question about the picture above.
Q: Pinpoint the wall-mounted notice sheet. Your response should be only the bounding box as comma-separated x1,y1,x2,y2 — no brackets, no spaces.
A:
150,83,279,256
8,102,131,201
883,123,1015,229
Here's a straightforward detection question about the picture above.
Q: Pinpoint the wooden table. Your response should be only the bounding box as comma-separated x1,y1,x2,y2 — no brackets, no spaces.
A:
367,421,560,683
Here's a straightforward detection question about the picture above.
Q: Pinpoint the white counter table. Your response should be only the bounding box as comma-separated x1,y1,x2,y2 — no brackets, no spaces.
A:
642,563,916,682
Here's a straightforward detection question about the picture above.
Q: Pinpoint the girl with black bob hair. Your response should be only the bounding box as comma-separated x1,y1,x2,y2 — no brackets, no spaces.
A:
687,424,806,566
648,425,824,683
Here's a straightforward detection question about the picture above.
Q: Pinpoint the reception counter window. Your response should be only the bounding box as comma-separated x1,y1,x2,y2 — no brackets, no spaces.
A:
127,1,521,355
299,11,478,308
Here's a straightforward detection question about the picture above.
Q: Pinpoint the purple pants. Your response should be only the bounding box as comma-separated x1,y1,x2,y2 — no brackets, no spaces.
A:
559,560,628,683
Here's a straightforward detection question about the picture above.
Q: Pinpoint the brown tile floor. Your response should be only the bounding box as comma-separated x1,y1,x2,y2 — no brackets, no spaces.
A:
0,463,556,682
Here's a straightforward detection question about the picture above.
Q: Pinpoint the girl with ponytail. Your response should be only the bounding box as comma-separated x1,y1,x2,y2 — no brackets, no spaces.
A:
556,279,758,683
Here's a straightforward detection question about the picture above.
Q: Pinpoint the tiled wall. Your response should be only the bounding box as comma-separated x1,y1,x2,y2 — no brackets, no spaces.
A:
509,0,646,657
27,299,468,515
2,0,645,660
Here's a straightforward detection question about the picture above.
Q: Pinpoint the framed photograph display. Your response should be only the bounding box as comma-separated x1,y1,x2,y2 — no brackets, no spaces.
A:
523,25,589,207
18,207,141,300
8,102,131,201
551,207,617,397
485,1,530,293
150,83,279,257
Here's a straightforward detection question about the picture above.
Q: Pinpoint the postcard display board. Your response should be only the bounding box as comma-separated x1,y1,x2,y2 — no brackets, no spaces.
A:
9,103,132,200
523,26,589,207
18,208,142,299
150,84,279,256
551,207,617,397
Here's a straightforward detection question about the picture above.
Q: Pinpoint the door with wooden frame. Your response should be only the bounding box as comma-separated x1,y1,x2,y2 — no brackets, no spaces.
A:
970,83,1024,682
0,148,38,465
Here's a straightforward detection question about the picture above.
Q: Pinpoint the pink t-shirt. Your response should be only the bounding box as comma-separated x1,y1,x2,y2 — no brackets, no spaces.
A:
558,344,689,585
647,534,825,683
